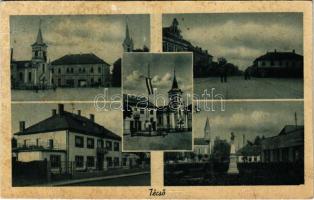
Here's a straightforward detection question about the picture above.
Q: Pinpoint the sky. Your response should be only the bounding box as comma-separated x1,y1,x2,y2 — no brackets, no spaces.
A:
123,53,193,104
11,103,122,136
10,15,150,65
193,101,304,148
163,13,303,70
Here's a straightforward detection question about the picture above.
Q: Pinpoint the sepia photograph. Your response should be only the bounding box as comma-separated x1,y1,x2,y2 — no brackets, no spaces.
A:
163,13,303,99
10,15,150,101
11,103,150,186
122,53,193,151
164,101,304,185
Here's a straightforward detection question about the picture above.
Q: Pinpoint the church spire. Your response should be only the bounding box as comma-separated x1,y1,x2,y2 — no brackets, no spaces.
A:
171,67,179,89
204,116,210,140
123,17,134,52
35,19,44,45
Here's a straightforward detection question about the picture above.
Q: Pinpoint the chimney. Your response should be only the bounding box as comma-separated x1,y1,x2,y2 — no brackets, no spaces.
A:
58,104,64,114
292,49,295,53
77,110,81,116
90,114,95,122
19,121,25,132
52,109,57,116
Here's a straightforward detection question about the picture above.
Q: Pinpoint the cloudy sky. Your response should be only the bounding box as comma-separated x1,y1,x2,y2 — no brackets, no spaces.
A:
163,13,303,70
193,101,304,148
10,15,150,65
12,103,122,136
123,53,193,104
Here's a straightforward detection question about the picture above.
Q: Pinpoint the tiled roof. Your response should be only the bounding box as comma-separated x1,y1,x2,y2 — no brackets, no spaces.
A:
255,51,303,62
14,111,121,141
279,125,304,135
51,53,109,66
194,138,210,146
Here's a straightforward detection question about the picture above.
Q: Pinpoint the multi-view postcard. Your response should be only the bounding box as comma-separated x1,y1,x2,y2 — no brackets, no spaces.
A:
0,1,313,199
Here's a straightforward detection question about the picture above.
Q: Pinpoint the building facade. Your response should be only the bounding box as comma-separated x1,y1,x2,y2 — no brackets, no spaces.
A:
162,18,213,78
236,144,261,163
156,69,192,132
50,53,111,87
194,117,211,160
251,49,303,78
13,104,127,173
261,125,304,163
11,25,52,89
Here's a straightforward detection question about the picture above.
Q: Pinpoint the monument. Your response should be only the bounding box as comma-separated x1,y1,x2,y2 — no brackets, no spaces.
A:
227,132,239,174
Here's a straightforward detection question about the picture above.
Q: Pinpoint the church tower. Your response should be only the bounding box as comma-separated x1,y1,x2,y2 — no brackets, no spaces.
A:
122,19,134,52
204,117,212,155
31,20,47,64
168,67,183,106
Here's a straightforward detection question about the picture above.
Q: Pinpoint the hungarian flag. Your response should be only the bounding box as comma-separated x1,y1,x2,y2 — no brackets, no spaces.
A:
146,77,154,95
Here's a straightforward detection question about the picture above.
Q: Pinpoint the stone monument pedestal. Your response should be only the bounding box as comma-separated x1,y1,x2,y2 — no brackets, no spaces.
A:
227,142,239,174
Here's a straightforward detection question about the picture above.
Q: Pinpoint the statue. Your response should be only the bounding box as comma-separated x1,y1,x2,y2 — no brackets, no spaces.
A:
227,132,239,174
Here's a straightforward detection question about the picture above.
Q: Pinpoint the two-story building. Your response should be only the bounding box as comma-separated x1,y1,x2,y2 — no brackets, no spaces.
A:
13,104,123,173
50,53,111,87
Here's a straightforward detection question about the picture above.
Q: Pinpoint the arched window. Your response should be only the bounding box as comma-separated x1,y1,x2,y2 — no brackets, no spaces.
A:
19,72,23,81
28,72,32,82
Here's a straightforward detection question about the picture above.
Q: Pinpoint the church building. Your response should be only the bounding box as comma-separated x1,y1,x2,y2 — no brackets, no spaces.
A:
194,117,212,159
11,23,52,89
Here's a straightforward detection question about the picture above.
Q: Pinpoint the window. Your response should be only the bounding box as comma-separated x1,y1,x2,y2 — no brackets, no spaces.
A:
75,136,84,148
270,61,274,66
106,141,112,151
28,72,32,82
71,68,74,73
90,67,94,73
48,139,54,149
87,138,94,149
114,157,119,167
87,156,95,167
106,157,112,167
36,138,39,146
51,68,54,73
75,156,84,168
58,78,61,86
58,68,61,74
42,64,45,73
51,78,54,84
91,78,94,84
98,67,101,73
50,155,61,168
122,158,127,166
140,109,144,114
150,110,154,115
114,142,119,151
66,68,69,73
97,139,104,148
23,139,27,147
83,68,86,73
19,72,23,81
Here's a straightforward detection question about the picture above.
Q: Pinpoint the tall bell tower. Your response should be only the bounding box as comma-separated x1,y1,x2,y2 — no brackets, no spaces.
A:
204,117,212,155
31,20,47,64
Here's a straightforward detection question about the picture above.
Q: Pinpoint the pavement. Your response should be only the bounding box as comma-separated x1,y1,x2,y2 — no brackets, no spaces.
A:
36,171,150,186
194,76,303,99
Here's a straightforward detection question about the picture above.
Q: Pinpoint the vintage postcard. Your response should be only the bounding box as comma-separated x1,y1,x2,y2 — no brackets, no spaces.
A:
0,1,313,199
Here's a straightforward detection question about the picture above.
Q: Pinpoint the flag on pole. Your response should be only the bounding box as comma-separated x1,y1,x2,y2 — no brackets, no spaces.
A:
146,77,154,95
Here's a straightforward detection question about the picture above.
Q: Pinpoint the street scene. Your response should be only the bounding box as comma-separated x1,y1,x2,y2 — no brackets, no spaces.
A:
164,101,304,185
11,103,150,186
123,53,193,150
10,15,150,101
163,13,303,99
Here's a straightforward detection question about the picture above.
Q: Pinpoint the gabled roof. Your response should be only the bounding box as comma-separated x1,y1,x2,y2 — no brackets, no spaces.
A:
14,111,121,141
11,60,33,69
255,51,303,62
194,138,210,146
279,125,304,135
123,94,156,109
51,53,109,66
236,144,261,156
